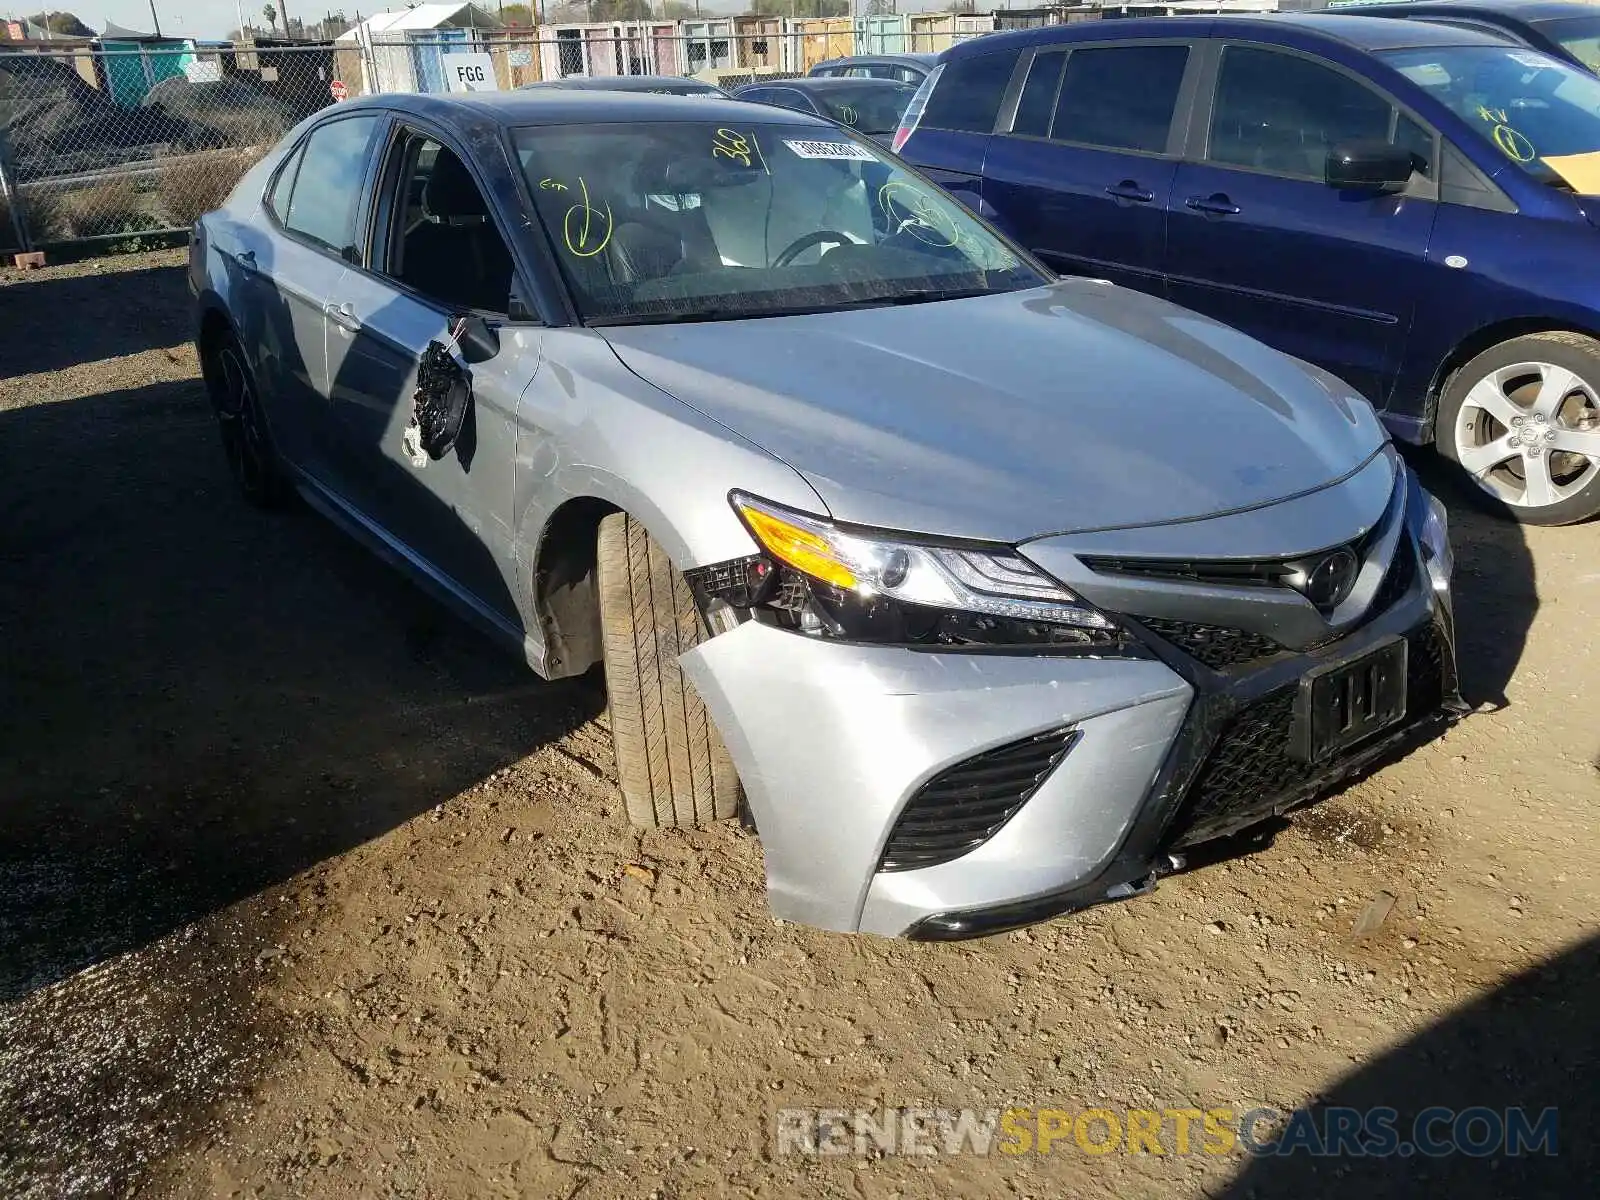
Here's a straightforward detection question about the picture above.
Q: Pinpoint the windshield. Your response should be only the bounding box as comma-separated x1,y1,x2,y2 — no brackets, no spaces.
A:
1380,44,1600,191
513,121,1043,326
811,83,919,133
1538,16,1600,74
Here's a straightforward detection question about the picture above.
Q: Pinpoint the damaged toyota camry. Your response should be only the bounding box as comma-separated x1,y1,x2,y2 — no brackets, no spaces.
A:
190,91,1463,938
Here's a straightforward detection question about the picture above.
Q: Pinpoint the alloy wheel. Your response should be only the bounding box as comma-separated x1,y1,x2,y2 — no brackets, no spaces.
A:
1451,360,1600,511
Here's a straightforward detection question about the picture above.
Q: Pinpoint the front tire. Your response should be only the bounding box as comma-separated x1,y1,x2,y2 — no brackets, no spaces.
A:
1437,332,1600,525
596,512,741,828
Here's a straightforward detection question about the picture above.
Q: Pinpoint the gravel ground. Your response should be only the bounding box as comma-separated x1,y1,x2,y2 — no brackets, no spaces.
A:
1,250,1596,1199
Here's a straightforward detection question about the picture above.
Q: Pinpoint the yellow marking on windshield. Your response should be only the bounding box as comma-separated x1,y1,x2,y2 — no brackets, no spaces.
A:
1493,124,1537,162
878,181,960,249
538,177,568,191
562,177,612,258
713,128,753,166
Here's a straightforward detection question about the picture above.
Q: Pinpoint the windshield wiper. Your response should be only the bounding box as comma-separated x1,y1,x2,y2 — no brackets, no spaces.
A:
590,286,1019,328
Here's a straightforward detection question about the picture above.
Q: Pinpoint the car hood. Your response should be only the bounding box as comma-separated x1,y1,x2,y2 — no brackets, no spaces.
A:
600,281,1388,543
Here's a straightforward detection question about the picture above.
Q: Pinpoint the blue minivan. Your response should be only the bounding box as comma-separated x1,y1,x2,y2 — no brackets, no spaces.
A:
897,13,1600,524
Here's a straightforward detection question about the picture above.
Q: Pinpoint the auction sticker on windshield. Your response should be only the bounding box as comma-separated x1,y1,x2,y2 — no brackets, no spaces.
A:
783,139,878,162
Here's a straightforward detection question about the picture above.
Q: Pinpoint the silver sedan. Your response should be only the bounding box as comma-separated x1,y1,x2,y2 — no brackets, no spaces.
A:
189,90,1462,937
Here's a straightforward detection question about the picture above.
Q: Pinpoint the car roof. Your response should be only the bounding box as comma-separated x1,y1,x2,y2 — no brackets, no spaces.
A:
772,76,919,91
947,11,1515,58
815,53,935,66
521,74,723,91
332,89,826,132
1329,0,1596,18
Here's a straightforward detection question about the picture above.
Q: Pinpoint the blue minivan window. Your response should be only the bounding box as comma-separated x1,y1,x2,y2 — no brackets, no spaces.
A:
1052,45,1189,155
1382,45,1600,190
1210,46,1391,177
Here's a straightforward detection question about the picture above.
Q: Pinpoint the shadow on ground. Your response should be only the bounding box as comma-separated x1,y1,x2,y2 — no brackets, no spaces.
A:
0,264,195,378
0,376,599,1003
1221,932,1598,1198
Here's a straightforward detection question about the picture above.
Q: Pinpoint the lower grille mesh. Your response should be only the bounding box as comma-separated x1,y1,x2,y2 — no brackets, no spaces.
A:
1135,617,1284,670
880,727,1079,872
1166,623,1449,848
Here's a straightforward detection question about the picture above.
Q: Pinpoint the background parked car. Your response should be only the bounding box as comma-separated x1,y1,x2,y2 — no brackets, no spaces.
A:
519,75,731,97
898,13,1600,524
808,53,937,84
731,77,918,144
1330,0,1600,74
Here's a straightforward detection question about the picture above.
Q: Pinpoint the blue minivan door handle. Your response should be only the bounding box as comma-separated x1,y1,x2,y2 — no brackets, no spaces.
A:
1186,194,1242,216
1105,181,1155,204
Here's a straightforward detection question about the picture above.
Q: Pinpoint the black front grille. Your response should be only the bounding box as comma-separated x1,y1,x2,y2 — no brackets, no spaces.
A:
1165,623,1449,848
1135,616,1284,671
880,727,1080,872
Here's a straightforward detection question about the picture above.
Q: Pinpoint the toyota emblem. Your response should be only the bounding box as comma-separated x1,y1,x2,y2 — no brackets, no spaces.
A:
1299,548,1360,610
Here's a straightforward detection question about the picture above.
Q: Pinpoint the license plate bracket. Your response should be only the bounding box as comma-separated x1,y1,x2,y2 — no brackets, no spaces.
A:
1291,636,1408,764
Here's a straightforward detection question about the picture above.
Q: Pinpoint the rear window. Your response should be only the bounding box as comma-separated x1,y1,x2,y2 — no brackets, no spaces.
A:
921,49,1021,134
1051,44,1189,154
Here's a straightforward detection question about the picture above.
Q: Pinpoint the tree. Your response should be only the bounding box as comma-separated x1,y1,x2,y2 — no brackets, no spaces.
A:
499,3,535,26
25,11,95,36
261,3,278,35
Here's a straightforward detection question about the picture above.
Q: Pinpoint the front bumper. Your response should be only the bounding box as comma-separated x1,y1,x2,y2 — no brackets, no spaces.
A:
680,469,1461,938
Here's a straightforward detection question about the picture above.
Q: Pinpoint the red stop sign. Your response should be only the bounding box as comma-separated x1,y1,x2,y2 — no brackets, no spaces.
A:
330,79,349,101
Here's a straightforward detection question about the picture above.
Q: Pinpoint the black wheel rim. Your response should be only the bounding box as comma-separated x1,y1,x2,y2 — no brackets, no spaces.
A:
216,345,269,499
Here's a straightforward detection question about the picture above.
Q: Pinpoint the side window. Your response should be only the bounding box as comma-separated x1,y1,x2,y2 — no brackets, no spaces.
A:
281,114,381,262
772,89,816,114
1395,111,1436,178
380,132,515,315
893,67,921,84
267,143,302,221
1051,44,1189,154
1207,46,1396,178
739,87,771,104
921,49,1021,134
1012,49,1067,138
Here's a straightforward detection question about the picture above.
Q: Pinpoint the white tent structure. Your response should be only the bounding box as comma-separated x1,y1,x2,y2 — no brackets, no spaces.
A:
335,3,501,96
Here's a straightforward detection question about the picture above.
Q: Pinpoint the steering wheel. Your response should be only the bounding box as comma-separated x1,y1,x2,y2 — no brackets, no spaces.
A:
772,230,855,267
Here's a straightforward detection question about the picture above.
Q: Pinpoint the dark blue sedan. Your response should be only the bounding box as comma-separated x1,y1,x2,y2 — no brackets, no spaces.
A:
899,13,1600,523
1331,0,1600,74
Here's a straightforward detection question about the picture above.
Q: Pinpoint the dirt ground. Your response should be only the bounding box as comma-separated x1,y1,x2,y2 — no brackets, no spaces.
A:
1,250,1596,1200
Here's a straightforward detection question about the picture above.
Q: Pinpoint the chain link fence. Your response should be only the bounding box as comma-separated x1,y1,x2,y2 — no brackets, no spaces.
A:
0,29,989,255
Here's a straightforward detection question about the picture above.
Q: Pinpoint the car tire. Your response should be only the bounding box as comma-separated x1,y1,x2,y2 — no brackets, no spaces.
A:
1437,332,1600,526
206,331,290,509
596,511,742,828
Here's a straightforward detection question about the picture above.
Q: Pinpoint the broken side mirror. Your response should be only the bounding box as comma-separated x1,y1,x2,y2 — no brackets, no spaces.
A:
456,312,501,364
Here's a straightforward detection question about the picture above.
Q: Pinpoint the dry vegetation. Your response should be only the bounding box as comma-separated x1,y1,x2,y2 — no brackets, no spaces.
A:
158,149,262,229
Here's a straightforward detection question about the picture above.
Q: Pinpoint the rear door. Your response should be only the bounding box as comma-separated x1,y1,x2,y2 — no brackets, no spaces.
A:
980,39,1198,293
897,46,1021,212
1165,42,1439,404
241,113,384,480
321,124,541,635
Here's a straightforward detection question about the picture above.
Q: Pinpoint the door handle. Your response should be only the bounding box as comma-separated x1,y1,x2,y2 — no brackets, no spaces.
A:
1185,194,1241,216
1105,181,1155,204
323,301,362,333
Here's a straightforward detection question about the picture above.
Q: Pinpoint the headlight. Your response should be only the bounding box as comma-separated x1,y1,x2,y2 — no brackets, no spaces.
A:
1419,491,1452,594
683,492,1138,654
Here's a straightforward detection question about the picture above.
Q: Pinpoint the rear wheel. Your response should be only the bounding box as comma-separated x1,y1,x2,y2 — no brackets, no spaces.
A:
206,332,289,508
596,512,741,828
1437,332,1600,525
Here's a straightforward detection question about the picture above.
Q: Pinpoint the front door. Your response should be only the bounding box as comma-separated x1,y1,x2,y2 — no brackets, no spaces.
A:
323,130,540,634
1165,43,1440,405
981,40,1195,294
